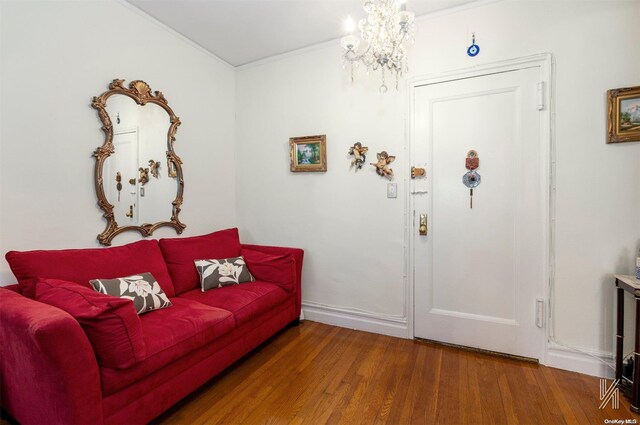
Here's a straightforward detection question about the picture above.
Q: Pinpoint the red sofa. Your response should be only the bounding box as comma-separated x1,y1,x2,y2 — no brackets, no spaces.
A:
0,228,303,425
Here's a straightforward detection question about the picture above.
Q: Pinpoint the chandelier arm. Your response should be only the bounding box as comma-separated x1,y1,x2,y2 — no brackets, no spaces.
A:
344,43,373,65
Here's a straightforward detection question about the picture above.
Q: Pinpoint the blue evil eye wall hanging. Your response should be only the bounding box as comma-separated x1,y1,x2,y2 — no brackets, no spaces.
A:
467,33,480,57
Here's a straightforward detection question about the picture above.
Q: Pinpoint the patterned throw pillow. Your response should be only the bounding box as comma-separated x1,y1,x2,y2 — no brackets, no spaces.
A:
89,272,172,315
194,257,255,291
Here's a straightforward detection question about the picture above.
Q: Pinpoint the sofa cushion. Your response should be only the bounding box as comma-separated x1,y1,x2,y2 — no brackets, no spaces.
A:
195,256,254,291
90,272,172,314
5,240,175,299
241,248,296,292
179,281,289,327
99,297,235,396
35,278,146,369
159,228,242,295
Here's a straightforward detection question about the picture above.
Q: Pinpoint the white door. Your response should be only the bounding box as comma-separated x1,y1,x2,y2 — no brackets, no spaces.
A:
412,64,549,360
106,129,139,225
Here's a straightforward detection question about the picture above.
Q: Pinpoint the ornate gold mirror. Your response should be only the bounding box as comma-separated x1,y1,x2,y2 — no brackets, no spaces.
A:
92,79,185,246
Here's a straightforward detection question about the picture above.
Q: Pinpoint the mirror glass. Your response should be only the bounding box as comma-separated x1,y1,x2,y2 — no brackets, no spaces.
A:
93,79,185,245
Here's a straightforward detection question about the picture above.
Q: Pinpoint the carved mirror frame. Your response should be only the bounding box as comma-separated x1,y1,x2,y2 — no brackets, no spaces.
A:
92,79,186,246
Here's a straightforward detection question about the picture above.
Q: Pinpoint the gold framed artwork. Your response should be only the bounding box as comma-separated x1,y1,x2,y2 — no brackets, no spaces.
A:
290,135,327,172
607,86,640,143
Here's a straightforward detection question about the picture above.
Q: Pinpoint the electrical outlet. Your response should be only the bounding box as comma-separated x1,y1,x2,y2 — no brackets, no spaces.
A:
387,183,397,198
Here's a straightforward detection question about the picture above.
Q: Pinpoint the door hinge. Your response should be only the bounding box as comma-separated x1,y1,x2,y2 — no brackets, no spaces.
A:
536,81,545,111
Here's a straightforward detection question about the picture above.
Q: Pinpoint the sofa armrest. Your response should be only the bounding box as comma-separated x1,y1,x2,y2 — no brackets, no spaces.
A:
0,288,103,425
241,244,304,316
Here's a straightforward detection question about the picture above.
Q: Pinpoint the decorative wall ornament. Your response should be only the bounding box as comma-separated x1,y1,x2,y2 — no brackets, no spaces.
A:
167,158,178,178
607,85,640,143
467,32,480,57
138,167,149,186
462,149,481,208
348,142,368,171
148,160,160,178
341,0,415,92
115,172,122,201
92,79,185,246
289,135,327,172
371,151,396,180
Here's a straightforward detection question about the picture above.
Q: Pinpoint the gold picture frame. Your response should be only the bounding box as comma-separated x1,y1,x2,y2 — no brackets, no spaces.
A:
290,135,327,172
607,86,640,143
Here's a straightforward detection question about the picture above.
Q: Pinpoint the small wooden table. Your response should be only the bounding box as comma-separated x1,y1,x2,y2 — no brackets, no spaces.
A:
614,274,640,413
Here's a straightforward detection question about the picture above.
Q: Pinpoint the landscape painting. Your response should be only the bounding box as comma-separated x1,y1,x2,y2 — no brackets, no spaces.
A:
619,96,640,133
607,86,640,143
290,135,327,172
296,143,321,165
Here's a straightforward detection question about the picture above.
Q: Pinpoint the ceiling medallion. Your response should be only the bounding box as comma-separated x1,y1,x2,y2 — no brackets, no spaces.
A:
341,0,415,93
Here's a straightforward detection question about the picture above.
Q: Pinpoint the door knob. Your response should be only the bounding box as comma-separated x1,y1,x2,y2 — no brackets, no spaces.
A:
419,214,428,236
125,205,134,218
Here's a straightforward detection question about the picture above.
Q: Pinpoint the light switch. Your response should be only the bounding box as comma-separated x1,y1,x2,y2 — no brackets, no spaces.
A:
387,183,397,198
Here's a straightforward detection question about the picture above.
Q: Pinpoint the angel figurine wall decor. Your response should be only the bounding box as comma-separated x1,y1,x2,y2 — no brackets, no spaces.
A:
148,160,161,179
138,167,149,186
371,151,396,180
348,142,368,171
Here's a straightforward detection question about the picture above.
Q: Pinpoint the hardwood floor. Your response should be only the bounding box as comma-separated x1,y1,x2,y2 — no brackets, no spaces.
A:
1,320,636,424
152,321,638,424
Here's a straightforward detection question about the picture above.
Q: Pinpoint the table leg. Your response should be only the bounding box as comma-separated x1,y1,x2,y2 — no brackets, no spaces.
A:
631,293,640,413
616,283,624,382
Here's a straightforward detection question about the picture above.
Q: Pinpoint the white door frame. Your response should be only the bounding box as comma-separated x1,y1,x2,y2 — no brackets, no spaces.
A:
405,53,554,365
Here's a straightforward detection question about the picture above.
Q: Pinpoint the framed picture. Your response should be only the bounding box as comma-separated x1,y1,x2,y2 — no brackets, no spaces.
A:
607,86,640,143
290,135,327,172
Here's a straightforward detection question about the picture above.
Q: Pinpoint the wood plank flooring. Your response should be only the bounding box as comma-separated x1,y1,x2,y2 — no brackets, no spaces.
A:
152,321,639,424
2,320,637,424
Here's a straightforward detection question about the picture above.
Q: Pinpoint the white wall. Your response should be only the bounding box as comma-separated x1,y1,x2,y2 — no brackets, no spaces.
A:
237,51,407,323
236,0,640,367
0,0,237,283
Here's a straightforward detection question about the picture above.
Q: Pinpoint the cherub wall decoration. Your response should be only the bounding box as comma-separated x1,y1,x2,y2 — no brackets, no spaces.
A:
138,167,149,186
348,142,368,171
371,151,396,180
148,160,160,179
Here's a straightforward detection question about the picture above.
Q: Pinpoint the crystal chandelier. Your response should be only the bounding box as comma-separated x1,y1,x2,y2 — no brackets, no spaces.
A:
341,0,415,93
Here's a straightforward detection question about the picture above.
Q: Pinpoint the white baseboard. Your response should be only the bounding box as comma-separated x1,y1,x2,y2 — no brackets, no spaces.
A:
300,304,615,379
301,301,408,339
545,342,615,379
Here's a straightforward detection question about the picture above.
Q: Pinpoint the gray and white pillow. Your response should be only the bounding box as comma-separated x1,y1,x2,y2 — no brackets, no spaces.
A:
195,257,255,292
89,272,172,315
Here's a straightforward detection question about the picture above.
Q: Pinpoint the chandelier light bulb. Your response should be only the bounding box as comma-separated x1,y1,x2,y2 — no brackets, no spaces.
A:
345,15,355,34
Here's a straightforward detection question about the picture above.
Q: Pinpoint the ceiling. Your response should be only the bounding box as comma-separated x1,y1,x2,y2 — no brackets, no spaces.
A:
127,0,479,67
